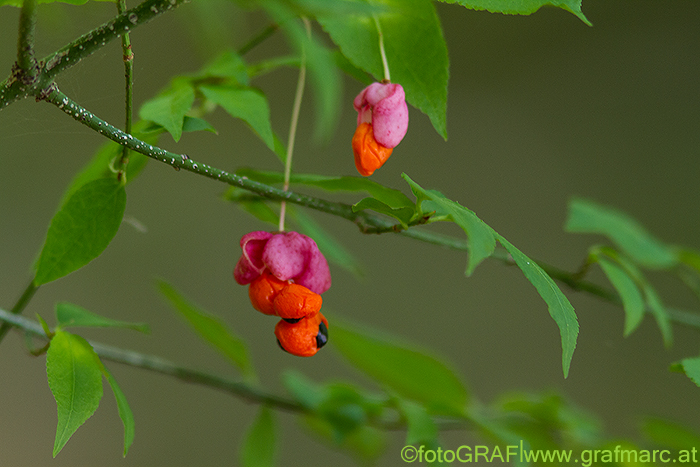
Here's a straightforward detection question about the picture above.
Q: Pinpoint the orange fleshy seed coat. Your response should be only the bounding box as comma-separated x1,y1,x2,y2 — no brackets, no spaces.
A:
248,271,322,320
275,312,328,357
352,122,393,177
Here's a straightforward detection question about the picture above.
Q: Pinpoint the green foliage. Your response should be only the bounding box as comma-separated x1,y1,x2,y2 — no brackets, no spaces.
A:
566,198,678,269
436,0,591,26
46,330,104,457
55,302,149,333
103,366,136,457
34,178,126,286
405,174,578,378
497,235,579,378
199,85,276,151
331,319,469,415
240,406,277,467
595,256,645,336
0,0,113,6
235,168,415,208
138,80,195,143
157,280,253,376
318,0,450,139
404,174,495,275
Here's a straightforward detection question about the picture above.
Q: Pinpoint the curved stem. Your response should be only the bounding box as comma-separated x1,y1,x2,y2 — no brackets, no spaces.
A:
373,15,390,82
279,17,310,232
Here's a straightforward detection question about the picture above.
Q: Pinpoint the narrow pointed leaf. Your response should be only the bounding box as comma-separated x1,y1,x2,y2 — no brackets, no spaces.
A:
46,330,103,457
236,168,415,208
595,257,645,337
240,406,277,467
675,356,700,388
437,0,591,26
403,174,495,275
332,319,468,415
199,84,275,151
643,284,672,348
138,81,195,142
102,366,135,456
56,302,149,333
496,235,578,378
157,281,253,375
398,399,438,446
565,198,678,269
318,0,449,139
352,197,415,227
35,178,126,286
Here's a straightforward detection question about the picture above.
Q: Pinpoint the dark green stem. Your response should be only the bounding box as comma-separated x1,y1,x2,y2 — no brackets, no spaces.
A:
0,0,188,110
116,0,134,179
237,23,278,56
16,0,39,82
0,280,39,342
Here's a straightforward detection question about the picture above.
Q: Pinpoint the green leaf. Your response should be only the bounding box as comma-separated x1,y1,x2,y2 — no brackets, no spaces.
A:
240,406,277,467
102,366,135,457
46,330,104,457
138,80,195,142
595,257,645,337
182,116,217,134
288,206,365,279
642,417,700,450
594,247,672,347
398,399,438,446
643,284,672,348
437,0,591,26
352,197,415,227
55,302,149,333
157,280,253,375
403,174,495,275
57,119,155,208
496,235,578,378
675,356,700,388
282,370,327,410
318,0,449,139
331,319,468,415
199,84,275,152
565,198,678,269
197,50,249,86
35,178,126,286
237,168,415,208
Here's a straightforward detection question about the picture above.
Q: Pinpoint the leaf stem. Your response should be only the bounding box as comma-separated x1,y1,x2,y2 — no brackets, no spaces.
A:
373,15,390,82
279,17,310,232
237,23,278,56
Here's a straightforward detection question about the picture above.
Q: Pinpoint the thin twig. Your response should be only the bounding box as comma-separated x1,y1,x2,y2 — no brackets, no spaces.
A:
116,0,134,180
0,280,39,343
16,0,38,82
279,17,310,232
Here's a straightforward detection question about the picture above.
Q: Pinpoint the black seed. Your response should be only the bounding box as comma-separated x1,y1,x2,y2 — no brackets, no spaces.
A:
315,321,328,349
282,317,302,324
277,339,289,353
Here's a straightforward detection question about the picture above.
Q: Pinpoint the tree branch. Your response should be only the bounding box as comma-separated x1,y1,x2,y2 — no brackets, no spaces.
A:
0,0,189,110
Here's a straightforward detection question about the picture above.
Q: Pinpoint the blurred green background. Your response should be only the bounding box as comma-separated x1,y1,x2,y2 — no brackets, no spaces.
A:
1,0,699,465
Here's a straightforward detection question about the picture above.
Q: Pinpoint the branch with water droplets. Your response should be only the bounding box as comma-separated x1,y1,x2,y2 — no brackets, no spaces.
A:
0,0,189,110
